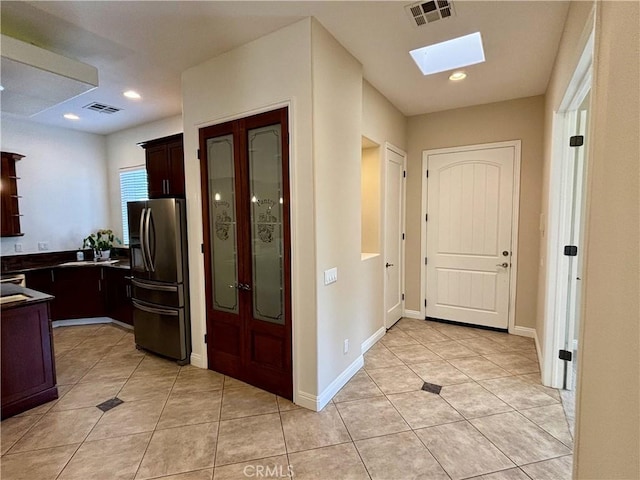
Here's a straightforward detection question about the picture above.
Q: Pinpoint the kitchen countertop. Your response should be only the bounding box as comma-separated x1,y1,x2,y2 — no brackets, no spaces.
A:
5,259,130,274
0,283,54,310
57,259,131,270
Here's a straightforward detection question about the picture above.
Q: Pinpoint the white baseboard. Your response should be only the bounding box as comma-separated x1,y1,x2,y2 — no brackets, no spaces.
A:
511,325,535,338
52,317,112,328
361,326,385,354
190,352,205,368
295,354,364,412
403,309,423,320
294,390,319,411
534,328,544,373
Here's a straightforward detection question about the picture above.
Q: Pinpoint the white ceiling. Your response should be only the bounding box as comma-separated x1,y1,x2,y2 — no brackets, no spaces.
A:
0,1,570,135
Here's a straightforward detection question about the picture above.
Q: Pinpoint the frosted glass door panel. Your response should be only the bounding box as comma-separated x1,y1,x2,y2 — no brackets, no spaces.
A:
248,124,284,325
208,134,239,314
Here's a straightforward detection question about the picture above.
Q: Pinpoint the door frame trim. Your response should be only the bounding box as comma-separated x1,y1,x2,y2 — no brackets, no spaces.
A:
384,142,407,328
543,29,594,389
420,140,522,333
195,101,297,401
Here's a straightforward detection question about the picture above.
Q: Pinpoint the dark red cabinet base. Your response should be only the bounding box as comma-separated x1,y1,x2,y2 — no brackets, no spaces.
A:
1,301,57,419
24,266,132,324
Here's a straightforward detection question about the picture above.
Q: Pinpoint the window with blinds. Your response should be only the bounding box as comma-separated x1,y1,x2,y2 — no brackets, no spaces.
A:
120,167,148,245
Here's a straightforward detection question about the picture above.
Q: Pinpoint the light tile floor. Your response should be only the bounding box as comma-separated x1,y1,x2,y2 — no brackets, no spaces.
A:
0,319,574,480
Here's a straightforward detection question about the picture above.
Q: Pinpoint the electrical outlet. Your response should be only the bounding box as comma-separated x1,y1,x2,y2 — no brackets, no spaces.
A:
343,339,349,354
324,267,338,285
38,242,49,251
14,243,22,253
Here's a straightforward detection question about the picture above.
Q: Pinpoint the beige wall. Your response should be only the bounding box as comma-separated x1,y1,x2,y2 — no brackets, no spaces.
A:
361,146,380,255
406,96,545,329
0,118,109,255
362,80,407,151
573,1,639,478
360,81,407,344
105,115,182,242
310,19,365,392
182,19,318,401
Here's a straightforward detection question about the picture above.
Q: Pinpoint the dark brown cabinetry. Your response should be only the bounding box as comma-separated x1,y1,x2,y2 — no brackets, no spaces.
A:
140,133,185,198
105,268,133,325
1,151,25,237
53,267,104,320
1,300,57,419
24,266,131,322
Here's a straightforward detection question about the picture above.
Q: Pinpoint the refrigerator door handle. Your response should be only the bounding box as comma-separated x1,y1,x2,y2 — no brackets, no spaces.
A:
139,207,150,272
144,207,155,272
131,278,179,292
132,299,179,317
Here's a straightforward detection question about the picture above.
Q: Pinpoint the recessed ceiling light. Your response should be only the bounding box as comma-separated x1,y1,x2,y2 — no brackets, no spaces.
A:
449,71,467,81
410,32,485,76
123,90,141,100
63,113,80,120
0,85,4,92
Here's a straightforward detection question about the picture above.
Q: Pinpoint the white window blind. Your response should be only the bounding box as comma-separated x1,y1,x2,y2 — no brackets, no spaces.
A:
120,167,148,245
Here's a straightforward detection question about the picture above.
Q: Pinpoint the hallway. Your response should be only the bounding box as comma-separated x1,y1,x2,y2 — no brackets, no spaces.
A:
1,319,573,479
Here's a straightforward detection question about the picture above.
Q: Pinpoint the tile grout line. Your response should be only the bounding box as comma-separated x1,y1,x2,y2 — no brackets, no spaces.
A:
6,328,126,457
382,339,468,480
331,398,373,480
51,325,131,480
130,360,181,480
212,381,227,471
52,329,118,479
388,329,514,478
275,400,294,477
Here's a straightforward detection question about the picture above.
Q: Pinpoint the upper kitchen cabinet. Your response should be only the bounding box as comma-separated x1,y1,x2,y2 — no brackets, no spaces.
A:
139,133,185,198
1,152,25,237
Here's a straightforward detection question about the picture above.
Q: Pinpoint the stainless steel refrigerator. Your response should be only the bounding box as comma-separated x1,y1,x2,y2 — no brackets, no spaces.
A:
127,198,191,364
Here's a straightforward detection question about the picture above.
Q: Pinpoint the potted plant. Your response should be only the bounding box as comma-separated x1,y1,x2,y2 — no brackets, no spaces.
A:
83,229,121,261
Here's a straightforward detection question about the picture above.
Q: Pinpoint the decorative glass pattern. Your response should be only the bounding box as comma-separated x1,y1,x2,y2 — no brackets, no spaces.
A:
208,134,239,314
248,124,285,324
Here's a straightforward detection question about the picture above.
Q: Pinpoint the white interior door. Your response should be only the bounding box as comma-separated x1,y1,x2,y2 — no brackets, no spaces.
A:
384,145,405,328
425,145,515,329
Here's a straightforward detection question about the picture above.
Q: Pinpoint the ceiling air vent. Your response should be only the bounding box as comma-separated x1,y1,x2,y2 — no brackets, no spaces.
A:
405,0,456,27
83,102,122,114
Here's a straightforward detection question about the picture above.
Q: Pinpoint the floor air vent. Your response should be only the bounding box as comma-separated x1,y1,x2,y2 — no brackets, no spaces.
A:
405,0,455,27
83,102,122,114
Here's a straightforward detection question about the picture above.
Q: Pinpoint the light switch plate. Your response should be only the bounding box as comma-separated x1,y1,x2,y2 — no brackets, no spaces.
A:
324,267,338,285
14,243,22,253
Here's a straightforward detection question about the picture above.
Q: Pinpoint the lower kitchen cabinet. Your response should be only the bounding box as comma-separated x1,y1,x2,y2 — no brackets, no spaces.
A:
24,265,131,322
105,268,133,325
53,267,104,319
1,300,57,419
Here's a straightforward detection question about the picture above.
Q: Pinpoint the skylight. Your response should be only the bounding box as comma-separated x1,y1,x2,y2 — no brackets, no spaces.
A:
410,32,485,76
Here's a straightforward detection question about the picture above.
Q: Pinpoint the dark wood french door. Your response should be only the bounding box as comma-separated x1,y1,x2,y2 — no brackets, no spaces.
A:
199,107,292,399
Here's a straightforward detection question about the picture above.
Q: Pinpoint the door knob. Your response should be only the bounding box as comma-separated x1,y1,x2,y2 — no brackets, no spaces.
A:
385,263,394,268
496,262,509,268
